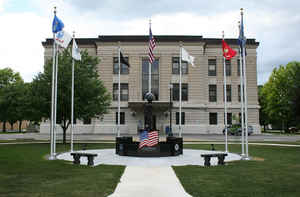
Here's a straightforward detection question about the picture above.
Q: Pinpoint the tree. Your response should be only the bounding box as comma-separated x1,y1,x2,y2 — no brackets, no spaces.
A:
258,85,270,131
0,68,23,132
262,62,300,131
31,49,111,143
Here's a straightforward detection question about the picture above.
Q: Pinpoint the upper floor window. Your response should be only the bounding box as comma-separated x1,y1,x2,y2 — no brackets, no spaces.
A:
142,59,159,100
237,59,241,76
113,83,129,101
225,60,231,76
209,84,217,102
172,83,188,101
224,113,232,125
223,85,232,102
172,57,188,75
113,57,129,74
208,59,217,76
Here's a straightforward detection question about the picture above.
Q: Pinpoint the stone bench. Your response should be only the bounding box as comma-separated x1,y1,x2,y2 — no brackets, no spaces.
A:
70,152,98,166
201,153,228,167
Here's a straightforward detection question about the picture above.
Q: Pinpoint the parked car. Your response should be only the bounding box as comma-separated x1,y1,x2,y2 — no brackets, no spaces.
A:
287,127,298,133
223,124,254,136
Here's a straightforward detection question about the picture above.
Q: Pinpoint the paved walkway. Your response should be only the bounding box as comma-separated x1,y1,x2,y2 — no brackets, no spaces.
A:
107,166,192,197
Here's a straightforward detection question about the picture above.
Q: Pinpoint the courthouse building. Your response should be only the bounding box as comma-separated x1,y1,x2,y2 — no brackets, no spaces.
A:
41,35,260,135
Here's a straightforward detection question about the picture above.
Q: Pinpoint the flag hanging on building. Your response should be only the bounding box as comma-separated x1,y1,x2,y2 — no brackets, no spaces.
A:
55,30,72,48
139,130,159,148
148,27,156,63
120,51,130,67
72,39,81,61
52,15,64,33
222,40,237,60
181,47,195,67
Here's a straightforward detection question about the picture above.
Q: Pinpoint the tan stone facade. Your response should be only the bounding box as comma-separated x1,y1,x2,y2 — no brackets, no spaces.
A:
41,36,260,135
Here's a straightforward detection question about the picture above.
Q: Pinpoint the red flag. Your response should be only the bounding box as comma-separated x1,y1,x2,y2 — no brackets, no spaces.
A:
222,40,237,60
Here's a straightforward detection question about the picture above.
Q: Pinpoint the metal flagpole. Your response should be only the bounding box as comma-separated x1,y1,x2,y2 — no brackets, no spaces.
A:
241,8,250,159
222,31,228,153
49,7,56,160
179,42,182,137
71,32,75,152
238,21,245,157
148,20,152,94
54,40,59,155
117,42,121,137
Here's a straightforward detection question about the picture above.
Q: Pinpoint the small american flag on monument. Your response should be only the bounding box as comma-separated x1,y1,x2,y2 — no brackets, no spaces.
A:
148,27,156,63
139,130,159,148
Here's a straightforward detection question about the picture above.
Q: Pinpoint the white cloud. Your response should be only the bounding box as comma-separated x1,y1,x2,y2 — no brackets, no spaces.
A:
0,12,48,82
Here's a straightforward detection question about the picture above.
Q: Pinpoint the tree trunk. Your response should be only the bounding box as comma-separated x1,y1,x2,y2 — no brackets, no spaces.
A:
19,121,22,132
3,121,6,132
10,122,14,131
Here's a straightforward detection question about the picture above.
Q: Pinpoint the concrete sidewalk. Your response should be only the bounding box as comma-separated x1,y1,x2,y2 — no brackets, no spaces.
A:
107,166,192,197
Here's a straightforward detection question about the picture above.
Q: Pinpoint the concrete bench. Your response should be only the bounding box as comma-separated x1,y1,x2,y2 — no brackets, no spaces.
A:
201,153,228,167
70,152,98,166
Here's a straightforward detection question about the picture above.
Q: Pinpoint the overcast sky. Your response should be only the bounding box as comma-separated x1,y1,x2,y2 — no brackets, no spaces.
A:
0,0,300,85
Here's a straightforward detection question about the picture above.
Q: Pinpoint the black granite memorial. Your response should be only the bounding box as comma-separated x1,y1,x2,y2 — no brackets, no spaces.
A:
115,92,183,157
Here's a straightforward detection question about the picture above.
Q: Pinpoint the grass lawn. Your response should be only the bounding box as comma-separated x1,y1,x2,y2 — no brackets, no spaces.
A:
174,144,300,197
1,143,300,197
0,143,124,197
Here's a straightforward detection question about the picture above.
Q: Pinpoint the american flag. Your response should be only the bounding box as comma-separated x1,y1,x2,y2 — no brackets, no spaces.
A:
148,27,156,64
139,130,159,148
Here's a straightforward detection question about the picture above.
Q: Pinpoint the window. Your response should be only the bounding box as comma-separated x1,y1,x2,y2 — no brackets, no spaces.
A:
223,85,232,102
176,112,185,125
208,59,217,76
115,112,125,125
113,83,129,101
142,59,159,100
224,113,232,125
209,113,218,125
225,60,231,76
83,118,91,124
172,83,188,101
172,57,188,74
113,57,129,74
209,85,217,102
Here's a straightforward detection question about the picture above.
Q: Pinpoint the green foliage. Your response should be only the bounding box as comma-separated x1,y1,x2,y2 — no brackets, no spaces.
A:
262,61,300,130
31,49,111,143
0,68,26,132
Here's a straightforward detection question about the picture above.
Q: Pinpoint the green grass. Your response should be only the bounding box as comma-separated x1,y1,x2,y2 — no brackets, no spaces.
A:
174,144,300,197
1,143,300,197
0,143,124,197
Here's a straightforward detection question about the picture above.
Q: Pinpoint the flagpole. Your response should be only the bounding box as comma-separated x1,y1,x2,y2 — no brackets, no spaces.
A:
179,42,182,137
117,42,121,137
148,19,152,94
71,32,75,152
222,31,228,153
241,8,250,159
54,40,59,155
238,21,245,157
49,7,56,160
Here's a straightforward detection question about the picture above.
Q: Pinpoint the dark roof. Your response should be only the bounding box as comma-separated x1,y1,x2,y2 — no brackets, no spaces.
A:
42,35,259,46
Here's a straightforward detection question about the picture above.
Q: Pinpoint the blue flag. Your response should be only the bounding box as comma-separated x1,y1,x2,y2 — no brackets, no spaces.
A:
52,15,64,33
238,14,247,56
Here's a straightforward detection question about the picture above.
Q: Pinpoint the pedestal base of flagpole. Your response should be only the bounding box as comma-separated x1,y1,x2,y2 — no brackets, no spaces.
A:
115,136,183,157
48,154,57,160
241,156,251,160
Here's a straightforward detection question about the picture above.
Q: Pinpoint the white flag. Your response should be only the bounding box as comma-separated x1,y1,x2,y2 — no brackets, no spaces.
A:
181,47,195,67
55,30,72,48
72,39,81,61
